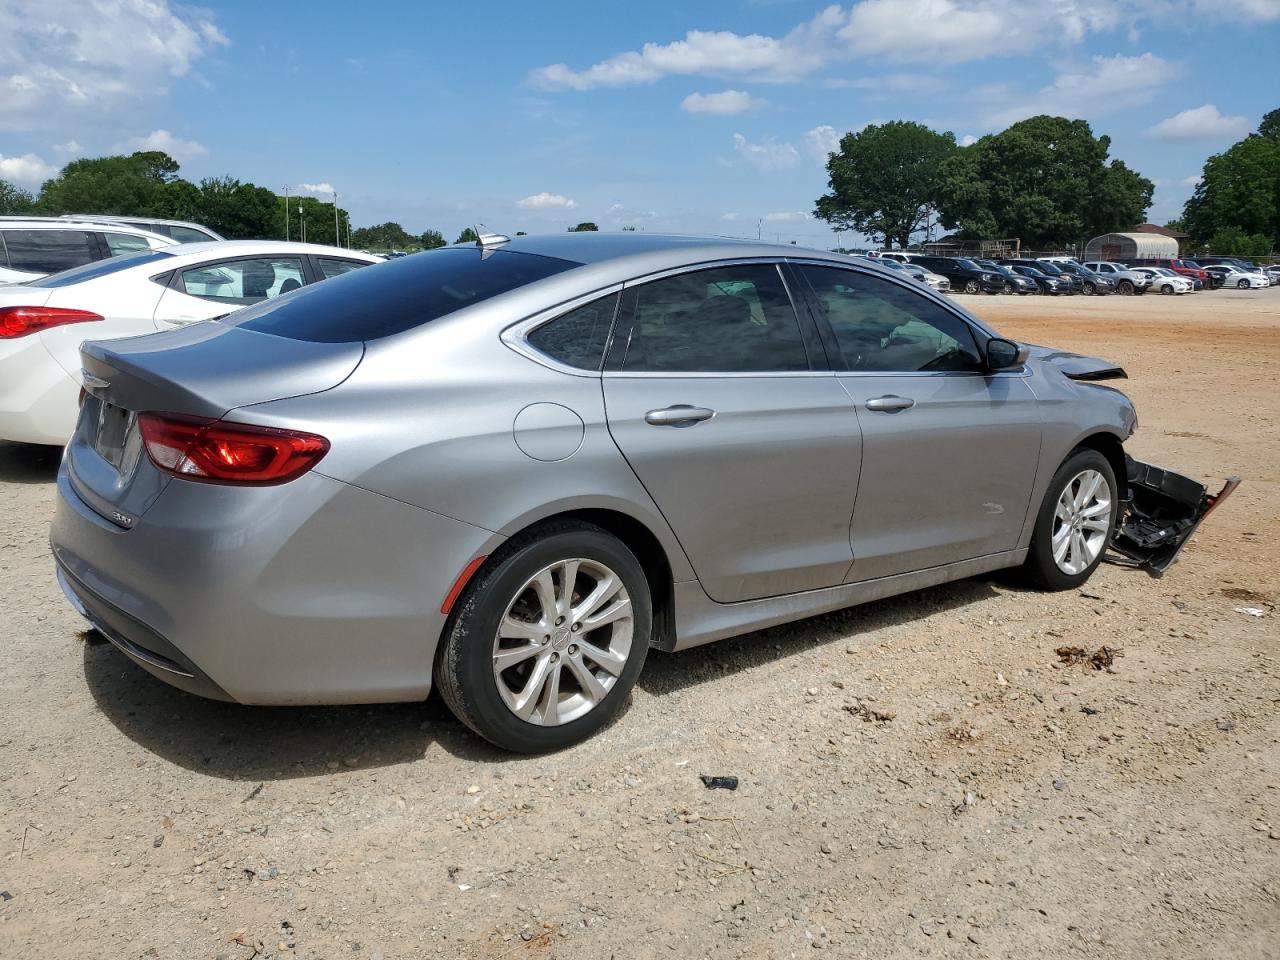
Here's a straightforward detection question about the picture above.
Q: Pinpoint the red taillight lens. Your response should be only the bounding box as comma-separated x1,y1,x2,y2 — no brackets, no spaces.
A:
0,306,103,339
138,413,329,485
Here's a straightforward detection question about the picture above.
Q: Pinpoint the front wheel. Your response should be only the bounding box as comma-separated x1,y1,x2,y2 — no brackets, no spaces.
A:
963,279,980,294
435,521,652,752
1083,282,1096,295
1238,279,1250,289
1117,280,1134,295
1161,284,1174,295
1021,449,1117,590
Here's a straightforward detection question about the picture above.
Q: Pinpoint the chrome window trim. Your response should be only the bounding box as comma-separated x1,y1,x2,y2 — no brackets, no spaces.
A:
500,282,626,378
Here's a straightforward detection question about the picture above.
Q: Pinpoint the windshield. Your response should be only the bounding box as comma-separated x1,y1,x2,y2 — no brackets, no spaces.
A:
953,259,980,270
30,249,174,288
1034,262,1064,276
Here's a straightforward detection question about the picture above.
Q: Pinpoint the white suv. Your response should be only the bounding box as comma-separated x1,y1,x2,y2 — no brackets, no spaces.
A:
1082,261,1153,296
0,219,175,284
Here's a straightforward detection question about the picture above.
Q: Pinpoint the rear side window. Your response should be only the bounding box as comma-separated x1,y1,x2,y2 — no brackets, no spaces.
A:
619,264,809,373
2,229,98,273
317,257,371,280
234,247,578,343
102,232,154,256
169,225,213,243
180,257,305,304
526,293,618,370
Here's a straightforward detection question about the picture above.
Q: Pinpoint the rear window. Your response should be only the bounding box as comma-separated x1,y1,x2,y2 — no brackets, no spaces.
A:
232,247,579,343
31,249,174,287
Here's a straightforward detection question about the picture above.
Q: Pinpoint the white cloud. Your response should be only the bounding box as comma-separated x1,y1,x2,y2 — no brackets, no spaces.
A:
0,0,227,131
764,210,809,221
1146,104,1251,140
959,134,978,146
121,129,207,162
979,53,1178,127
0,152,56,186
516,192,579,210
721,212,741,221
681,89,764,114
298,182,336,195
53,139,82,156
805,124,841,160
528,6,844,89
732,133,799,170
1194,0,1280,20
839,0,1008,64
1182,174,1203,187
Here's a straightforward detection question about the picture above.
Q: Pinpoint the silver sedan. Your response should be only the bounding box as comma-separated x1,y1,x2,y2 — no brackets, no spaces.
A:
50,233,1232,751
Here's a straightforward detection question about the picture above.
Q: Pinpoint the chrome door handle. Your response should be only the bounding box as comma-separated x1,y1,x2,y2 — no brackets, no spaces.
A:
644,405,715,427
865,395,915,413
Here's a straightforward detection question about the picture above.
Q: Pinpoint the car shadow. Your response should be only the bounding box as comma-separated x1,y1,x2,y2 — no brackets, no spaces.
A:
638,576,1010,697
0,441,61,484
82,575,1015,779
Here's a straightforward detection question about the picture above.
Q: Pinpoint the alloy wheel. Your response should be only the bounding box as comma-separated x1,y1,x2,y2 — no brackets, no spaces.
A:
491,558,633,726
964,280,979,294
1051,469,1111,576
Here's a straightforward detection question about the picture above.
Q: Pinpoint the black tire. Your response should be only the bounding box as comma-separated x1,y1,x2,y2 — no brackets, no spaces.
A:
1021,449,1118,591
1117,280,1134,296
1161,284,1174,295
435,521,652,753
1238,279,1249,289
1083,282,1095,296
963,279,980,294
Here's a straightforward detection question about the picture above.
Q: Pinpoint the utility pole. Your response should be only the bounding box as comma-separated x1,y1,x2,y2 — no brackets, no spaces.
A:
757,218,763,240
333,189,340,247
299,204,306,243
283,185,290,241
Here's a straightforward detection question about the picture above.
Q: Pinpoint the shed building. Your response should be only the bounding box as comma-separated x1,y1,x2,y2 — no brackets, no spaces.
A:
1084,232,1179,261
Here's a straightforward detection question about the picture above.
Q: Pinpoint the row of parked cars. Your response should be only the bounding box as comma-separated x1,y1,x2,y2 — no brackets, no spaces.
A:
0,215,380,445
867,251,1278,296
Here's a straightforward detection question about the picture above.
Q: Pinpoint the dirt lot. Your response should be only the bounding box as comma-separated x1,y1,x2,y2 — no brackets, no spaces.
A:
1,289,1277,960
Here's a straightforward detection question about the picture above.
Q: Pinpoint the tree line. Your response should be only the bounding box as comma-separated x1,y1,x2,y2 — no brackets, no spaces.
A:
815,109,1279,256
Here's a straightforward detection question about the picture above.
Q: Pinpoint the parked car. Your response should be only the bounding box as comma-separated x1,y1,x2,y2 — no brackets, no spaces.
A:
1201,264,1269,289
858,255,951,293
974,259,1037,295
1041,260,1115,296
1006,264,1071,295
1126,258,1208,290
1265,265,1280,285
48,233,1233,751
59,214,224,243
999,259,1082,294
1130,267,1193,295
1081,261,1153,296
0,219,175,284
909,255,1004,294
0,241,382,445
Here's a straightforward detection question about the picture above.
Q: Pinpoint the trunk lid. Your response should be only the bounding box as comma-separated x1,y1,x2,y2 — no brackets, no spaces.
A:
69,322,363,526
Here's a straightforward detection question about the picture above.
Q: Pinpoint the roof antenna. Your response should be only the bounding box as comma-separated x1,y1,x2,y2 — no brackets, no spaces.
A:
474,224,510,255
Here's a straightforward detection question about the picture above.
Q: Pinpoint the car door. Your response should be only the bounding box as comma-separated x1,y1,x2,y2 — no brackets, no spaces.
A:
601,261,862,603
153,255,307,327
793,263,1042,582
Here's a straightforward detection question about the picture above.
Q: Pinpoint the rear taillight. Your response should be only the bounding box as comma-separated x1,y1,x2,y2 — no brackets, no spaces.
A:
138,413,329,485
0,306,103,339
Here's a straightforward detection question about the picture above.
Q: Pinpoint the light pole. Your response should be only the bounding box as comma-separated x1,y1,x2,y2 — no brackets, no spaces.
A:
283,185,290,241
299,203,306,243
332,189,340,247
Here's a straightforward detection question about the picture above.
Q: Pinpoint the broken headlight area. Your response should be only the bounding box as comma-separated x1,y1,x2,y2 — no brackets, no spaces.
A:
1107,456,1241,577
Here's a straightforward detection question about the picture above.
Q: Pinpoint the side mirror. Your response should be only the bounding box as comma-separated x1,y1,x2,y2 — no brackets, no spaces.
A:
986,337,1029,370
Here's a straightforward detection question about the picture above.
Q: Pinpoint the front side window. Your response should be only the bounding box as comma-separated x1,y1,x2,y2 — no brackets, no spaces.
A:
619,264,808,373
799,265,983,373
180,257,305,304
527,292,618,371
1,229,98,273
103,232,154,256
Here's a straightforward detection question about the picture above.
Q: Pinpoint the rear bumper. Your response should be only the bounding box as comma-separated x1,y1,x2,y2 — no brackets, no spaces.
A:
51,463,497,704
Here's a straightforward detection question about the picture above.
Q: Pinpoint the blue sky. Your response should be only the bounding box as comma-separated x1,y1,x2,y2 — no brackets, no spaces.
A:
1,0,1277,245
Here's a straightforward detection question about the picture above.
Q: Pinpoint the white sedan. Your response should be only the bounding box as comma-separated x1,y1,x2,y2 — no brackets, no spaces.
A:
1204,264,1269,289
0,241,382,445
1131,267,1193,295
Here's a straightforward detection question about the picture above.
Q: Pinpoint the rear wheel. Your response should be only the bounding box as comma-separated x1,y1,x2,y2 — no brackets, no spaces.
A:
435,522,651,752
1022,449,1117,591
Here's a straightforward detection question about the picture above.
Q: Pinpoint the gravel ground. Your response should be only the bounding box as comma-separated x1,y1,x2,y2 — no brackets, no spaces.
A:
1,288,1277,959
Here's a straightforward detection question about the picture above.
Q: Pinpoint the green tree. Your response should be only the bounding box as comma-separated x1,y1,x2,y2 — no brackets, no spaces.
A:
0,178,35,214
419,229,445,249
280,194,350,246
814,121,957,249
1182,128,1280,248
37,151,181,215
455,227,479,244
1258,107,1280,140
938,116,1153,247
568,222,598,232
351,222,416,250
197,177,281,239
1204,226,1273,257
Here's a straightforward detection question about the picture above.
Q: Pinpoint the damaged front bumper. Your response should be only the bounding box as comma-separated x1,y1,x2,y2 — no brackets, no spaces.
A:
1107,456,1241,577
